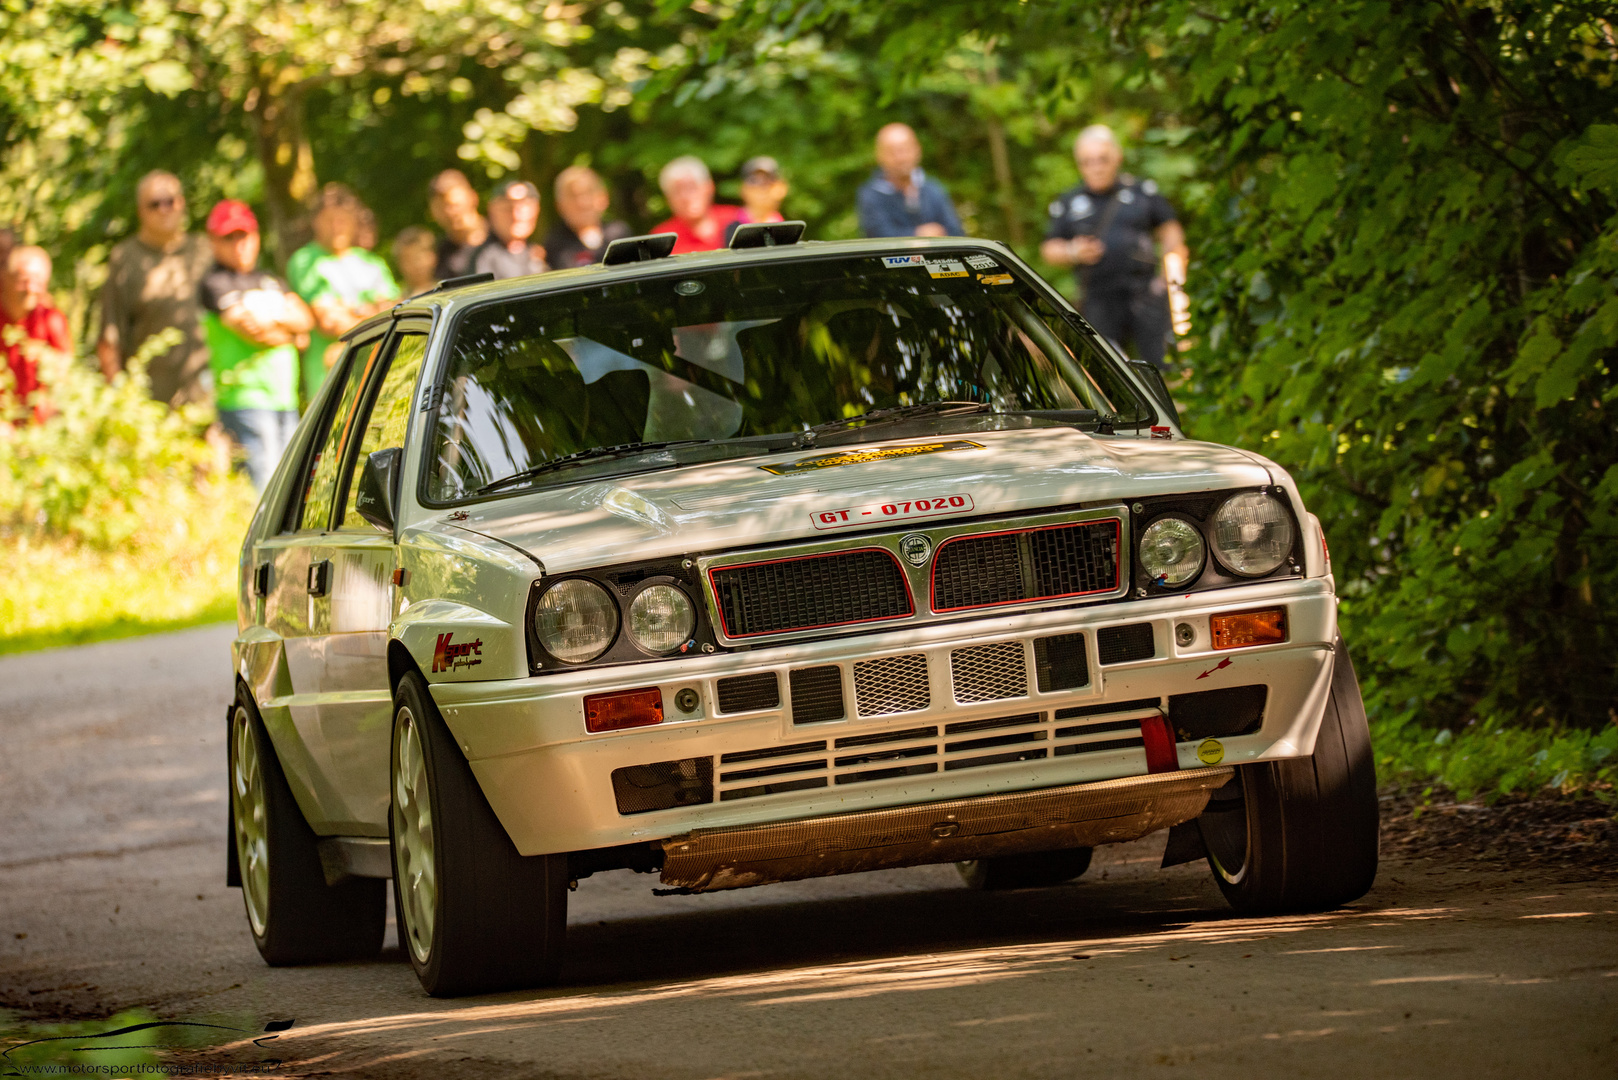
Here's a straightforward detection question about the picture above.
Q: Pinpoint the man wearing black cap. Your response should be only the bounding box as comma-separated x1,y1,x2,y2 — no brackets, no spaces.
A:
723,157,789,245
472,180,548,280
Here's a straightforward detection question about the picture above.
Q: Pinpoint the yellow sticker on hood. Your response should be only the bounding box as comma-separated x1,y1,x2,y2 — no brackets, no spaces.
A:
759,440,984,476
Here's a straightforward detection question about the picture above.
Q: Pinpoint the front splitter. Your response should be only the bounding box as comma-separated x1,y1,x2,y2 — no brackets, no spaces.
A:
660,765,1233,892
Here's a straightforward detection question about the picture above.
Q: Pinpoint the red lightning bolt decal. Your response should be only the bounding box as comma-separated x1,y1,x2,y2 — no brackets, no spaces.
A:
1196,657,1233,680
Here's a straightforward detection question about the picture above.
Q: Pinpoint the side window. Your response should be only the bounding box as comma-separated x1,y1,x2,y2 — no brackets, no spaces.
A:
336,332,428,530
286,337,385,532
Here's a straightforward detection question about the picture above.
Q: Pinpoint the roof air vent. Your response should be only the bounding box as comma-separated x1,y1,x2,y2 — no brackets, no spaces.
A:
728,220,807,249
602,232,679,266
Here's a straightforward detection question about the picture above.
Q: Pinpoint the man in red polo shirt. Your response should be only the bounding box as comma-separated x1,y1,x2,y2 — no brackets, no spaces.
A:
653,156,740,254
1,246,71,424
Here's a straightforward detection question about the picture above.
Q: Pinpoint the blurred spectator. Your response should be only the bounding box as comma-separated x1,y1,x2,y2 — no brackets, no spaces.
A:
723,157,789,245
199,200,313,490
543,166,630,268
0,246,71,424
355,205,379,252
857,124,963,238
472,180,547,280
654,156,740,254
1040,125,1187,372
392,226,440,296
428,169,488,279
287,183,399,402
95,170,213,407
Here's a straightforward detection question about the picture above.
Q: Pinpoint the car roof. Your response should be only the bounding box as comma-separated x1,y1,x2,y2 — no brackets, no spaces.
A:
348,236,1018,339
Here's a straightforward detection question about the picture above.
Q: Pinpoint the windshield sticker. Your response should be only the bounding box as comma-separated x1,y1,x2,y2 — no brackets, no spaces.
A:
759,439,984,476
812,493,975,530
882,255,926,268
965,254,999,270
924,258,969,279
977,273,1014,286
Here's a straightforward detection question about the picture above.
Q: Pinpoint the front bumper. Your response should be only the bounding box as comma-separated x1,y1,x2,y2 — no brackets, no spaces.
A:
433,577,1337,857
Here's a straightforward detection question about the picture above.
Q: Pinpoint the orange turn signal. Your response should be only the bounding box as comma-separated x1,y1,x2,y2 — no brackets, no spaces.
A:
1210,607,1287,650
584,687,664,733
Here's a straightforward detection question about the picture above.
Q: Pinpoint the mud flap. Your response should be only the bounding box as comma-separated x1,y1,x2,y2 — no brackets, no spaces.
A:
1161,818,1208,868
226,703,241,888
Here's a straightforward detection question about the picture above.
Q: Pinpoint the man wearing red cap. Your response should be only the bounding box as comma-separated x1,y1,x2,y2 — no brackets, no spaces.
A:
198,200,313,490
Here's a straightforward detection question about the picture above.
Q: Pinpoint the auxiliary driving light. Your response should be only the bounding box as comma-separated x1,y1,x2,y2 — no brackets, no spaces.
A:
584,687,664,732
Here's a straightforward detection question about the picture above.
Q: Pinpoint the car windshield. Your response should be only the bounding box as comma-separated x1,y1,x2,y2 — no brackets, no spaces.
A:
427,250,1153,502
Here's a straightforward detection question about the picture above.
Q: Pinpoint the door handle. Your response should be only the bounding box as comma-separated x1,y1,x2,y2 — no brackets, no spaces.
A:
307,559,332,598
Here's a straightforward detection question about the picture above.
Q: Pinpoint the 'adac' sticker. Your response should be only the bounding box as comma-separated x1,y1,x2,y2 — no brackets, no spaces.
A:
925,258,969,279
1197,738,1225,765
759,439,984,476
965,254,999,271
882,254,926,268
977,273,1014,286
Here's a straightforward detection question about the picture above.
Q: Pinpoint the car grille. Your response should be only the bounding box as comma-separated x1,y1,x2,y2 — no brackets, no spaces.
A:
710,548,912,637
950,641,1029,703
852,653,931,717
713,699,1165,804
932,520,1119,611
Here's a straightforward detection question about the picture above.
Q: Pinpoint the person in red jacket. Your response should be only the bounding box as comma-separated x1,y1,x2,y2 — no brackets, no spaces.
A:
0,246,71,423
653,156,739,254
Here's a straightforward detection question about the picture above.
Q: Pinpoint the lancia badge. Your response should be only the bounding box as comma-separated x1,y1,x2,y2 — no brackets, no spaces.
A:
900,533,933,567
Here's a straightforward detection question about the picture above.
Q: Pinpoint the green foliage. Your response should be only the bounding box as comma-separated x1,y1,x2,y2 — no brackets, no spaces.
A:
0,338,253,648
1153,1,1618,732
1373,716,1617,804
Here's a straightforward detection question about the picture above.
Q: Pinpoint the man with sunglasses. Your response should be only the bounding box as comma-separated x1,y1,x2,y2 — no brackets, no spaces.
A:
96,171,214,407
1041,126,1189,373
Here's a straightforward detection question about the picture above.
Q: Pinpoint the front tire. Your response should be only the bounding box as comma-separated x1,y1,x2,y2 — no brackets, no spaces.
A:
229,685,386,964
1199,636,1379,913
390,672,568,997
957,847,1093,891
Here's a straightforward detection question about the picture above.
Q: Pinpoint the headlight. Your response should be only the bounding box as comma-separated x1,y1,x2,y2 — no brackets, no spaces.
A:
534,579,619,663
628,584,696,654
1212,492,1295,576
1139,517,1205,586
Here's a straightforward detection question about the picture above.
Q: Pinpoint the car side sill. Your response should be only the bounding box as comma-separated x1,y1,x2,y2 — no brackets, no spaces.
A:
317,836,393,884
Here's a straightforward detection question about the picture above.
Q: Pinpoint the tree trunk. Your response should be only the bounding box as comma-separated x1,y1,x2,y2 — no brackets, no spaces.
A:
982,54,1023,250
250,85,317,272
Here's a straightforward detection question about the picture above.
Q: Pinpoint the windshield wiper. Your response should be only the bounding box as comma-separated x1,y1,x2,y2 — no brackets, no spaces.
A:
473,440,707,496
794,402,990,446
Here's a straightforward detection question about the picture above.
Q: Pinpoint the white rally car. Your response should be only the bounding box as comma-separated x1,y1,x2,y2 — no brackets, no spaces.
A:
227,226,1377,997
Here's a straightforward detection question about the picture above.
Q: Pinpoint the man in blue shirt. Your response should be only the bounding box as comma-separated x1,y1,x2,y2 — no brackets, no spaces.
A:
857,123,964,238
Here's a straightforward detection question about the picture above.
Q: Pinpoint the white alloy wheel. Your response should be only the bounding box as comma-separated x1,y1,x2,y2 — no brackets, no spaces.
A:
393,706,438,965
231,705,271,937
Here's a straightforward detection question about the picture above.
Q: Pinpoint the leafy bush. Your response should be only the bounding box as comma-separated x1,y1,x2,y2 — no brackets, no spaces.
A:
1374,716,1617,805
0,333,254,649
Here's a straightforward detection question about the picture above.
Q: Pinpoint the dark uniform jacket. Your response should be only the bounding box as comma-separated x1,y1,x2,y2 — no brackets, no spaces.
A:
1044,175,1176,295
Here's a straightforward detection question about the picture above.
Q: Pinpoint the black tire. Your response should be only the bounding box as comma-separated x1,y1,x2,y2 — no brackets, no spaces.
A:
1198,636,1379,913
956,847,1094,891
389,672,568,997
228,684,386,965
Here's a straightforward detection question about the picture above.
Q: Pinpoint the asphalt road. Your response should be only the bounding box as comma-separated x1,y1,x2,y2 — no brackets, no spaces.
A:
1,626,1615,1079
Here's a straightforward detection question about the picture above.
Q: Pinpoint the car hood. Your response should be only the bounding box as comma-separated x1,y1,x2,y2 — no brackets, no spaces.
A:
446,427,1274,575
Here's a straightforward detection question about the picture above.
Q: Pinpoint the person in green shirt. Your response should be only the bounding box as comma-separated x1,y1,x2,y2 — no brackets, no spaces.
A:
199,200,314,491
287,184,398,404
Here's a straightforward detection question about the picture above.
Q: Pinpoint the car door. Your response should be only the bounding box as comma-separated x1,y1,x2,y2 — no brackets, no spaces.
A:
304,328,431,834
261,330,392,833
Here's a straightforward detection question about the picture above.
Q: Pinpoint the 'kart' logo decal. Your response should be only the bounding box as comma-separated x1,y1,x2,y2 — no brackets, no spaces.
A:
759,440,983,476
433,632,484,673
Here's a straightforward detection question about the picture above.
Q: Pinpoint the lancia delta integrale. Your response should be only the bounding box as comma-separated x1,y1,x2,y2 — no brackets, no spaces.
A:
227,226,1377,996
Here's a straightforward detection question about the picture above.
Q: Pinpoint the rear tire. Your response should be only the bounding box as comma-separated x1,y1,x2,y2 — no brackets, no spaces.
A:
229,685,386,965
390,672,568,997
1199,636,1379,913
957,847,1094,891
